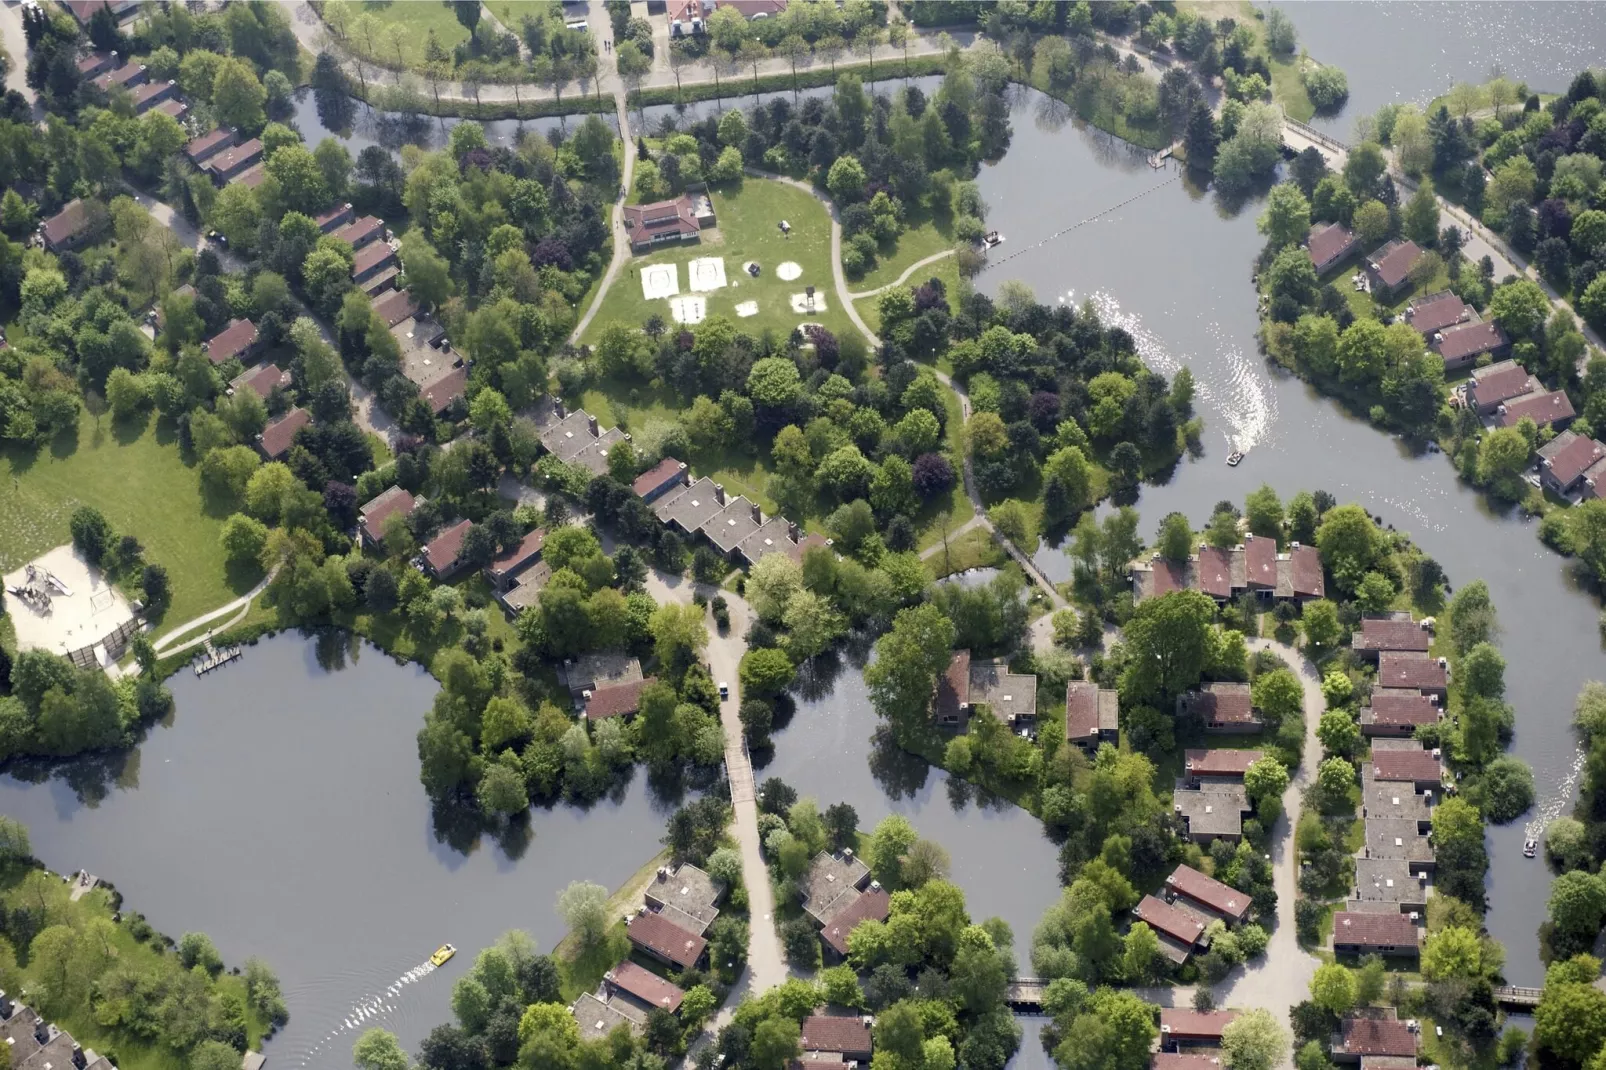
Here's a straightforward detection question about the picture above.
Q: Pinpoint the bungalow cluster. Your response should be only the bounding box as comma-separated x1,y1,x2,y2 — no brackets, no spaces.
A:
1134,864,1252,969
1460,358,1575,433
0,989,118,1070
1130,535,1325,604
932,650,1040,734
1150,1005,1421,1070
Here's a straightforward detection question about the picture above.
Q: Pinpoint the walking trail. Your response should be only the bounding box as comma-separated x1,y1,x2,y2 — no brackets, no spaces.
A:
846,249,956,301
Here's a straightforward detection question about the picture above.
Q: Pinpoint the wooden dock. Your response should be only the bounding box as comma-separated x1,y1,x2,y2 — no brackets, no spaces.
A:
67,869,99,901
192,639,242,676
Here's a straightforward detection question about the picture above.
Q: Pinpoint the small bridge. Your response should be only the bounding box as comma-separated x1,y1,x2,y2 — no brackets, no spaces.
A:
1491,985,1542,1009
1281,113,1351,169
1005,977,1048,1010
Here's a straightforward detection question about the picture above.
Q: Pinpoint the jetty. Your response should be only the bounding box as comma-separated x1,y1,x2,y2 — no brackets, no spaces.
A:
192,639,242,676
67,870,99,902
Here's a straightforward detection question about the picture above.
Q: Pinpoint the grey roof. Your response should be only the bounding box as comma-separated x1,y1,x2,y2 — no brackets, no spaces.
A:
541,410,604,462
1352,857,1428,907
1173,782,1251,840
739,516,799,564
968,657,1039,723
1361,818,1435,866
802,850,871,926
643,863,725,937
561,652,643,697
1361,781,1432,827
704,497,764,553
572,992,643,1041
654,477,726,534
570,427,629,476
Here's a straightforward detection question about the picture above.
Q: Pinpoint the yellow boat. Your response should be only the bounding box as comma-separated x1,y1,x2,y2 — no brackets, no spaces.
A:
431,944,456,967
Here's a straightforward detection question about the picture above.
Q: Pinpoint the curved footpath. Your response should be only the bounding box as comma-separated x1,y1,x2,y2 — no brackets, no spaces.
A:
845,248,957,301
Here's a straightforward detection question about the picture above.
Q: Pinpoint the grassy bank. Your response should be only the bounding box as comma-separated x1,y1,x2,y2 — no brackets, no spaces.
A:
349,79,613,121
628,54,949,111
553,848,671,1001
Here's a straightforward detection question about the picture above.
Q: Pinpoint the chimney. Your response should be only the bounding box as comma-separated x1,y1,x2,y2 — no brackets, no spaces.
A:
788,521,800,542
714,483,726,505
588,415,599,437
750,502,762,523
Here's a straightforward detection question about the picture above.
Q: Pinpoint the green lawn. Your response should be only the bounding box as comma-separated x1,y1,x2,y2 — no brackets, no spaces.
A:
326,0,471,73
1270,56,1316,122
851,207,958,293
584,177,854,344
487,0,556,33
858,255,962,338
0,417,256,631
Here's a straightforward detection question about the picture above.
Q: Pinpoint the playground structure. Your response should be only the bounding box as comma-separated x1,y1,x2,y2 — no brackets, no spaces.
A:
2,545,142,670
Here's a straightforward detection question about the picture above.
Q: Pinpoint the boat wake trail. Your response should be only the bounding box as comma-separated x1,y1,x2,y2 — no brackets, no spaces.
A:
1070,290,1276,454
1525,746,1587,841
298,960,439,1066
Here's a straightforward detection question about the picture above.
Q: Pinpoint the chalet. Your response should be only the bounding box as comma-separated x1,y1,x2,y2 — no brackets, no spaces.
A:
315,203,357,233
1366,239,1422,298
63,0,140,26
372,288,420,328
358,486,418,549
1367,745,1444,792
38,198,105,252
76,51,117,78
496,562,551,618
633,458,688,503
626,912,706,971
1183,749,1261,784
421,365,469,416
584,677,657,721
1131,556,1189,600
1362,816,1435,870
353,242,399,284
153,98,188,121
1159,1009,1239,1050
92,61,147,92
1466,360,1538,414
1242,532,1277,592
1538,431,1606,496
1164,864,1251,925
1132,894,1206,964
486,528,546,589
1173,780,1252,844
1177,682,1263,734
561,653,643,703
1403,291,1471,337
1433,320,1507,371
0,990,118,1070
1360,690,1441,738
800,1016,872,1064
1350,857,1429,913
705,497,765,558
667,0,706,36
1277,543,1325,601
229,363,290,401
1306,222,1358,273
738,517,820,567
1331,912,1423,957
654,476,727,537
185,128,237,166
130,79,177,114
1152,1057,1223,1070
605,961,685,1016
801,849,872,927
335,215,386,250
1362,780,1432,830
1334,1013,1421,1061
1066,681,1119,750
623,193,715,253
1580,454,1606,501
1376,652,1448,699
1350,616,1431,660
932,650,971,725
256,407,311,462
1498,388,1575,430
572,992,640,1041
718,0,791,18
538,403,629,475
968,657,1038,726
819,886,890,959
1194,545,1235,601
644,862,724,936
420,518,474,581
204,139,264,183
202,318,259,365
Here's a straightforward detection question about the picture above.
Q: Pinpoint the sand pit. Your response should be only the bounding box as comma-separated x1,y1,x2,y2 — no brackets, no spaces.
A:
776,261,802,281
688,257,727,292
3,545,138,662
671,294,707,324
640,263,680,300
736,301,759,318
790,292,827,314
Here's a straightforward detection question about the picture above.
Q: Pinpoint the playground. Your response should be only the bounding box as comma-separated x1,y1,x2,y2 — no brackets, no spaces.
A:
3,545,139,666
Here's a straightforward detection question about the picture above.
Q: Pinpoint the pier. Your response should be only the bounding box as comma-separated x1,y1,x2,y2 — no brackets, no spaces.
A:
192,639,243,675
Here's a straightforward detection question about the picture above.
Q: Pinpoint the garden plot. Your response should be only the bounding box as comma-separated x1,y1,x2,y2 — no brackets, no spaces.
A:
640,263,679,300
688,257,727,292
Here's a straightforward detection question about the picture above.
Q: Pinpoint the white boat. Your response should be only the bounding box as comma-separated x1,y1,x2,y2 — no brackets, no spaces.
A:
1226,451,1244,467
982,231,1005,249
1523,840,1537,858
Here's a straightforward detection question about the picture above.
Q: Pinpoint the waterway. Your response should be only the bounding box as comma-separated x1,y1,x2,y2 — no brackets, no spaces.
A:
973,80,1602,984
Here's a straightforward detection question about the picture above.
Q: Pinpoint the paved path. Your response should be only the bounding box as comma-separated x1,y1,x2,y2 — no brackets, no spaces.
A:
151,570,276,654
846,249,956,301
0,0,42,121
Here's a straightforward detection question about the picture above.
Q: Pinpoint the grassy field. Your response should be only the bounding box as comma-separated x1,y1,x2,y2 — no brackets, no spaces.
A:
850,208,958,293
924,525,1005,579
584,177,854,344
856,254,962,338
553,848,671,1001
487,0,556,32
325,0,471,73
0,418,254,631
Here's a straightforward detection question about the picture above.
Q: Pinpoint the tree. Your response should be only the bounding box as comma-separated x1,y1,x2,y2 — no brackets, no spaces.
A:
740,647,796,697
652,602,708,671
1489,280,1550,339
476,762,528,817
70,506,113,565
353,1029,411,1070
191,1042,247,1070
1404,180,1440,246
1244,485,1284,539
1118,590,1217,703
1315,504,1384,592
212,57,267,131
827,155,868,203
1353,199,1390,246
1221,1009,1289,1070
179,931,224,974
1534,981,1606,1063
1548,870,1606,945
1157,512,1194,561
1309,962,1356,1015
1258,184,1311,250
1317,710,1361,759
866,604,956,728
1184,102,1219,172
1448,580,1498,654
400,231,451,310
556,881,610,949
0,817,30,865
751,1018,802,1070
1244,756,1289,804
1314,757,1355,808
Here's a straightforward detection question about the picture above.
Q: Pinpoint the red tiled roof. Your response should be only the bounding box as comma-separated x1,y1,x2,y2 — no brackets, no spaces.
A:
1355,618,1431,653
1370,748,1442,784
1195,546,1233,598
206,138,262,175
1160,1009,1238,1042
1434,320,1505,363
359,486,417,545
372,288,419,328
585,676,656,721
1133,894,1205,948
1470,363,1536,407
422,366,469,415
1288,544,1324,598
1332,912,1422,950
1341,1017,1419,1057
1165,864,1250,921
315,203,355,231
1499,389,1575,428
204,318,258,364
423,518,473,574
800,1015,872,1057
1243,534,1276,588
488,528,546,581
1066,681,1101,742
1370,240,1422,289
717,0,789,16
1149,558,1187,595
821,888,890,957
186,128,235,163
1307,223,1357,270
628,912,706,969
153,98,188,120
235,162,267,189
633,458,686,497
1367,691,1440,727
934,650,971,720
1189,683,1257,724
353,242,397,277
231,363,289,400
39,199,93,246
1152,1056,1222,1070
607,961,684,1014
1406,291,1470,335
259,407,311,460
1185,749,1262,778
1544,433,1606,487
130,79,174,109
1378,653,1446,691
623,194,700,245
335,215,385,247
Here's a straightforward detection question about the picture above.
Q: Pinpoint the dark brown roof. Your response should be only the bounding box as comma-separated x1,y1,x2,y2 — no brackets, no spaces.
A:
1307,222,1357,270
586,676,657,721
633,458,686,497
206,138,262,175
488,528,546,581
1378,653,1446,691
1366,691,1440,727
821,887,890,956
1185,749,1262,778
259,407,311,459
1066,681,1101,742
77,50,115,74
1469,363,1536,408
39,198,94,246
186,127,235,163
359,486,417,545
372,288,419,328
1341,1017,1419,1057
1499,389,1575,428
1354,618,1431,653
1149,558,1187,595
623,194,700,243
315,203,355,231
422,366,468,415
1287,544,1324,597
231,363,290,400
1152,1056,1222,1070
1332,911,1422,949
423,518,473,573
1185,683,1257,724
204,318,258,364
1160,1009,1238,1042
934,650,971,719
94,62,146,90
607,960,684,1014
1165,864,1250,921
1543,432,1606,487
130,79,175,109
1370,748,1442,784
154,98,188,120
800,1015,872,1057
627,912,706,969
1243,533,1276,588
1435,320,1506,363
1195,546,1234,598
235,162,267,189
1406,291,1470,335
1133,894,1206,947
335,216,385,247
1369,240,1422,289
353,242,397,277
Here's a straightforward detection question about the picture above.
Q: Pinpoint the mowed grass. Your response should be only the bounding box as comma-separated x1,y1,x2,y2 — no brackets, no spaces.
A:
327,0,471,72
856,254,962,338
0,418,251,630
488,0,560,32
583,177,854,343
850,206,958,293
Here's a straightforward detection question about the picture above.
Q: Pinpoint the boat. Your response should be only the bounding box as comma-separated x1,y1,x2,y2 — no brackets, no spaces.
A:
1226,451,1244,467
982,231,1004,249
1523,840,1537,858
430,944,456,966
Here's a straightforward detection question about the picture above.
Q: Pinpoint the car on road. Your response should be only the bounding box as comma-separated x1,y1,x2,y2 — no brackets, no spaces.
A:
718,681,729,699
